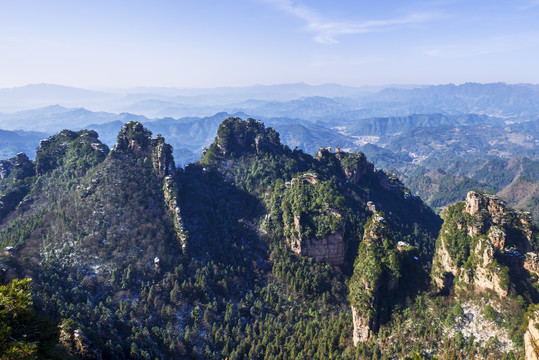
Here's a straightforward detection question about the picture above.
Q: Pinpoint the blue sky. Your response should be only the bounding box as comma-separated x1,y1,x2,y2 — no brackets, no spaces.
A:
1,0,538,88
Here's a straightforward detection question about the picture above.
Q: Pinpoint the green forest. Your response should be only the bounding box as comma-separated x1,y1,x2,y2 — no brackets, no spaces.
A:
0,118,537,359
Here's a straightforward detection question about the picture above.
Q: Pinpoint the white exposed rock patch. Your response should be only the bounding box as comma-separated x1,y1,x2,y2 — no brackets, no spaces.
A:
445,300,515,354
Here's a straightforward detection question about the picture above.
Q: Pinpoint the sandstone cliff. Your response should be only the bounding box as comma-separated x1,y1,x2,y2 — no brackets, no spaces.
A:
526,311,539,360
349,212,420,345
287,213,346,266
280,173,347,265
524,311,539,360
432,191,537,297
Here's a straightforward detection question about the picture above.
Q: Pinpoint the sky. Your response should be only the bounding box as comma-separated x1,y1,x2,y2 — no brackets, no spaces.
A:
1,0,539,89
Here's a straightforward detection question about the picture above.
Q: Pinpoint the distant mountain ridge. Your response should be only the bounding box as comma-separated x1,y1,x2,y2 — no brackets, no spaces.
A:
0,82,537,219
2,82,539,119
343,113,499,137
0,129,48,160
364,82,539,117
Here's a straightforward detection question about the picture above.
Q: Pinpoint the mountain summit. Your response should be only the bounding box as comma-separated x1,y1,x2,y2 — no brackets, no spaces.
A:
0,117,536,359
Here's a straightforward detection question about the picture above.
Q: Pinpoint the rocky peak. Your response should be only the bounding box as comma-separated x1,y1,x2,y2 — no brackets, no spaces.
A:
464,191,534,249
465,191,509,224
432,191,537,298
364,212,387,242
338,151,374,185
35,129,107,176
203,117,282,161
12,152,30,167
114,122,175,176
114,122,153,157
349,211,417,345
0,153,31,180
152,135,175,177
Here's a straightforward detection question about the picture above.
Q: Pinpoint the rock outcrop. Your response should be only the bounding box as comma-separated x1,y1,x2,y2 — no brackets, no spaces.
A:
349,212,420,345
35,129,108,176
0,153,33,184
316,147,374,186
0,160,11,180
288,215,346,266
525,311,539,360
278,174,347,265
163,175,188,251
349,213,388,344
114,122,175,176
525,253,539,278
115,122,185,252
432,191,537,297
0,153,31,180
59,321,101,360
202,117,281,162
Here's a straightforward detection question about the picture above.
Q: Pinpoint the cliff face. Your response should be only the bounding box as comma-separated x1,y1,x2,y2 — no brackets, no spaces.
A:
349,212,420,345
287,211,346,266
432,191,537,297
274,173,347,265
163,175,188,251
526,312,539,360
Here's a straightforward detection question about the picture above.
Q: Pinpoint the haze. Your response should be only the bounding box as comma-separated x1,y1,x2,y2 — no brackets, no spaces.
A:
1,0,539,89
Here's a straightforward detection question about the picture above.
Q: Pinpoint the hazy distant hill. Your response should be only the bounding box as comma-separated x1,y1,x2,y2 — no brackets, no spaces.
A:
0,105,121,132
274,122,357,154
0,83,118,112
3,82,539,120
343,113,500,136
384,120,538,159
359,82,539,118
1,82,538,218
0,129,48,159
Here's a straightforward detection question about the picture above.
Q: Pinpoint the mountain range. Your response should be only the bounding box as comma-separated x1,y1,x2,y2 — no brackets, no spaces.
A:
0,118,537,359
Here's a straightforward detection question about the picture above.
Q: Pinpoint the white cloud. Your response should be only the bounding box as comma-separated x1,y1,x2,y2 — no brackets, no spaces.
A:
264,0,436,44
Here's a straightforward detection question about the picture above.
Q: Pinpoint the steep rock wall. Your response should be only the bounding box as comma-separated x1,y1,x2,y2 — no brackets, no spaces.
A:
525,312,539,360
432,191,537,297
349,212,417,345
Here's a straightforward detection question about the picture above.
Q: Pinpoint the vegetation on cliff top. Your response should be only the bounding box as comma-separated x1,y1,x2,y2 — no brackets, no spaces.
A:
2,118,533,359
